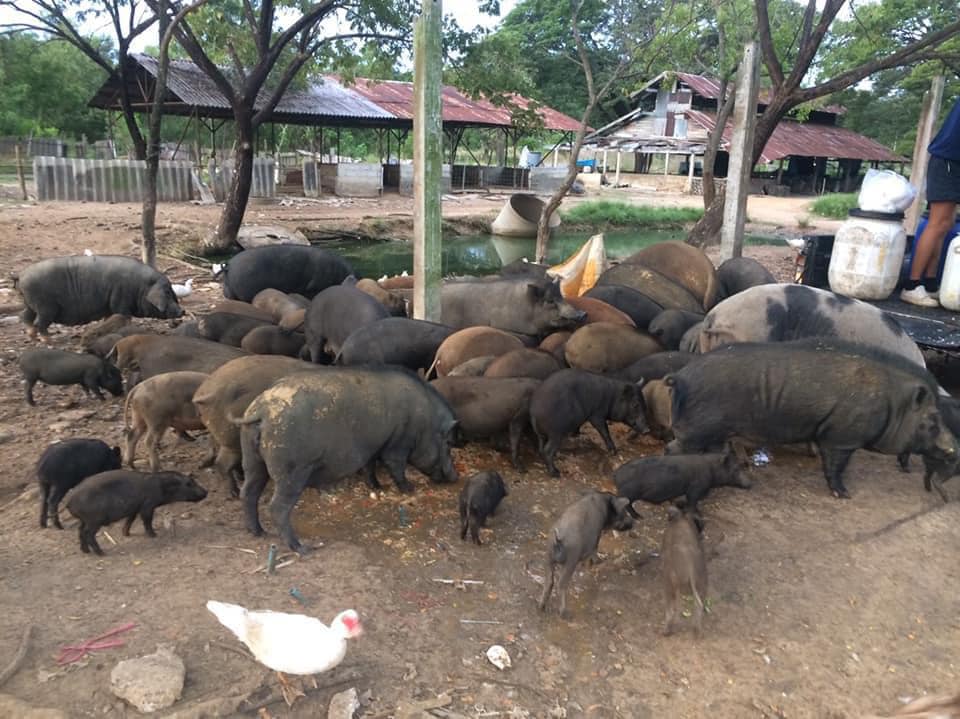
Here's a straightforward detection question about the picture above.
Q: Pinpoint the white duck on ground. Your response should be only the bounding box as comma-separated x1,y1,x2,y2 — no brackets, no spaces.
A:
172,278,193,298
206,600,362,706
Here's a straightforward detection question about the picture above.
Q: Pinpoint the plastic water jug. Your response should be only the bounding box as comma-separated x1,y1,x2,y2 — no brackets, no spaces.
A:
938,236,960,311
828,209,906,300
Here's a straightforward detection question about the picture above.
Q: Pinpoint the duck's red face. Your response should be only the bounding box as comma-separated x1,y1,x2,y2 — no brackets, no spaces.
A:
338,610,363,638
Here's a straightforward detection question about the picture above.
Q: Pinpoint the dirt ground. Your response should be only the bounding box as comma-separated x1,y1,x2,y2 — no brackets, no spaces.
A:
0,187,956,719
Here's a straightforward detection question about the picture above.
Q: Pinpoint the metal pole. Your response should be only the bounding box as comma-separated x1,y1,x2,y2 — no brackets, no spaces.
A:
412,0,443,321
720,41,760,261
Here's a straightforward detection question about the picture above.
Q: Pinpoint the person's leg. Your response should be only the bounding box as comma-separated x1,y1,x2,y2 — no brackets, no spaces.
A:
920,200,959,284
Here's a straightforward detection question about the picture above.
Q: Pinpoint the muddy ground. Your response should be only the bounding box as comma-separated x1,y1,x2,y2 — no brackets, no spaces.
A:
0,190,956,719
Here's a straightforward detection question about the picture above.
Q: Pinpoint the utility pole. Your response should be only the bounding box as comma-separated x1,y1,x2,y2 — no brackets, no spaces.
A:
905,75,945,235
412,0,443,321
720,41,759,261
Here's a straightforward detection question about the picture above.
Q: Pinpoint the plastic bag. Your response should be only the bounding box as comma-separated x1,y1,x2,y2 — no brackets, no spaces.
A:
857,169,917,214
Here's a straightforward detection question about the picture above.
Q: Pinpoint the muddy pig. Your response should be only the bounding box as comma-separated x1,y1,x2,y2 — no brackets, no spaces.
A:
199,311,272,347
430,326,525,377
66,470,207,555
642,379,673,440
617,351,695,383
459,471,508,545
354,278,408,316
530,369,647,477
85,333,124,358
661,502,707,636
483,348,562,380
36,439,122,529
614,451,750,510
447,356,497,377
537,491,637,617
20,348,124,406
900,395,960,502
123,371,209,471
240,325,305,357
251,288,309,322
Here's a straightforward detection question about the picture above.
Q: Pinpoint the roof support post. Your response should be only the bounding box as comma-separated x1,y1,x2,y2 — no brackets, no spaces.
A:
686,152,695,193
720,41,760,262
905,75,945,235
412,0,443,322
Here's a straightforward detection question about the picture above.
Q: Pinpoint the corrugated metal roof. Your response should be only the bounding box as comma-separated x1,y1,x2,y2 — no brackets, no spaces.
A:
685,109,905,163
347,77,584,131
90,55,584,132
133,54,394,120
670,71,845,116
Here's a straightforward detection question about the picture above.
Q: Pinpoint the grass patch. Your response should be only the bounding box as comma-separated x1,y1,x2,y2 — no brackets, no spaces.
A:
810,192,857,219
562,200,703,228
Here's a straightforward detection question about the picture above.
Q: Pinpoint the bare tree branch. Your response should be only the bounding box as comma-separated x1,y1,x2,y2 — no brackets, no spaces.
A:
783,0,845,90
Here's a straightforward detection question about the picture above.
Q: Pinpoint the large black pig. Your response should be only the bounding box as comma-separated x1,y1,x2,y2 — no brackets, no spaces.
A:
304,284,389,362
441,277,585,337
335,317,455,372
221,246,354,301
235,367,459,553
16,255,182,336
666,339,957,498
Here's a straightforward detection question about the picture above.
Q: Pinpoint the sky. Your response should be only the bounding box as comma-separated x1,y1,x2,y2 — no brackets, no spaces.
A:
0,1,519,53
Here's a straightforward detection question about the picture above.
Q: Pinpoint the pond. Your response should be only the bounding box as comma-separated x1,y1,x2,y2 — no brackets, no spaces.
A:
311,229,780,278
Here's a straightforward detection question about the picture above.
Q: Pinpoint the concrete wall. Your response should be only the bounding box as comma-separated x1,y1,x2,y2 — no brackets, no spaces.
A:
333,162,382,197
529,167,569,194
33,156,193,202
302,160,319,197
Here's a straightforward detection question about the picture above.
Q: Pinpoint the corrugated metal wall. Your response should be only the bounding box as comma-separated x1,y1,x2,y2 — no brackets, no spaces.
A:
218,158,275,200
32,157,194,202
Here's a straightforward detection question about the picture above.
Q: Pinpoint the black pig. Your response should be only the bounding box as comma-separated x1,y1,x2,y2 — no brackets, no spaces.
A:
19,348,124,405
36,439,122,529
66,470,207,555
458,471,508,545
530,369,646,477
613,452,750,510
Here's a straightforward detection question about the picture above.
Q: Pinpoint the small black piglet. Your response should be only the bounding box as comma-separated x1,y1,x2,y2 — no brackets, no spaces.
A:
66,470,207,555
537,490,638,617
458,471,508,545
613,451,750,511
19,348,124,406
37,438,122,529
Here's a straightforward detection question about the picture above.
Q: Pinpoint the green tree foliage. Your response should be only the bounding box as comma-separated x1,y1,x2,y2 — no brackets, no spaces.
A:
0,33,109,139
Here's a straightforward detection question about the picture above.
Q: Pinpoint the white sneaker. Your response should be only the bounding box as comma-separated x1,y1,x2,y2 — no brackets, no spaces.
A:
900,286,940,307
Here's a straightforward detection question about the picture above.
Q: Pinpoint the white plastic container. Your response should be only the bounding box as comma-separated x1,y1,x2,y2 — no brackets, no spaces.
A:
938,236,960,311
828,209,906,300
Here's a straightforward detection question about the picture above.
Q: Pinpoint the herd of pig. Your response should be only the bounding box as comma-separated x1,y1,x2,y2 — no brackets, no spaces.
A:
13,241,960,632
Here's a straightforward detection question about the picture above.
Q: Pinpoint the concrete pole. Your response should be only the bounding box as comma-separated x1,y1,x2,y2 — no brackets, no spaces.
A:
905,75,945,235
412,0,443,321
720,41,760,261
601,149,608,173
686,152,695,193
664,151,669,176
614,151,622,186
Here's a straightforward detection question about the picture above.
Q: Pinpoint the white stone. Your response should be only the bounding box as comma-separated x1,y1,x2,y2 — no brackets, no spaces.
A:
110,644,185,713
327,687,360,719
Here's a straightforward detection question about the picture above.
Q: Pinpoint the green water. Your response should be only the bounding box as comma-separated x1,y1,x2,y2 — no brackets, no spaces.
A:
310,229,778,278
205,229,780,277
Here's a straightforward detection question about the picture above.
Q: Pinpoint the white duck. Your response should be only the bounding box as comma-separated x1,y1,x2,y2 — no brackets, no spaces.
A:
172,278,193,298
206,600,362,705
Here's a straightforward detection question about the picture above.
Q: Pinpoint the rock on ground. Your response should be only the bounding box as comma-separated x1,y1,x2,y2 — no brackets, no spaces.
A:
327,687,359,719
110,644,185,713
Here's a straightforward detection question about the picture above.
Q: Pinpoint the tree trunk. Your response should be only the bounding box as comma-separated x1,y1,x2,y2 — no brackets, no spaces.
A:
141,159,158,267
535,125,588,263
207,116,255,252
686,98,789,249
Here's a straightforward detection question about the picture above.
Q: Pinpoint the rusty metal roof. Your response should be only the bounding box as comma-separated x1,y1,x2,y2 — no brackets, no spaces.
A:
89,54,583,132
346,77,584,131
686,109,905,163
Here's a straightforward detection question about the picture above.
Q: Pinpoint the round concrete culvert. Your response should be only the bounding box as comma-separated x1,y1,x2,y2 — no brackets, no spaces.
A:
491,193,562,238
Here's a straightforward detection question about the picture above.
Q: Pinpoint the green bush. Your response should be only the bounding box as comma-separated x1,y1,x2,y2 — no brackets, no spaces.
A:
562,200,703,227
810,192,858,219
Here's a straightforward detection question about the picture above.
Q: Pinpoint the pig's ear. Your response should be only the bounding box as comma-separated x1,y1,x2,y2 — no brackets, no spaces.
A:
913,385,928,409
612,495,632,514
634,376,646,390
342,275,358,286
145,282,169,311
526,283,545,300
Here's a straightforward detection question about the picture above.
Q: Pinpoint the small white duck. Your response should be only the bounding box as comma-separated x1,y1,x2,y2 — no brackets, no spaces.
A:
206,600,362,705
172,278,193,298
83,248,94,257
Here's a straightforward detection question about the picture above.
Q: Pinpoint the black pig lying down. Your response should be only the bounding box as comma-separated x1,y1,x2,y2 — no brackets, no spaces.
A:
221,245,354,302
235,367,459,554
16,255,183,336
665,338,958,499
66,470,207,555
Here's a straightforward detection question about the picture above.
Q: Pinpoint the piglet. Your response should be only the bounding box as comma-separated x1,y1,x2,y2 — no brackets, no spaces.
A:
36,439,122,529
614,451,750,511
66,470,207,555
661,502,707,637
458,471,508,545
537,491,637,617
19,348,124,405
